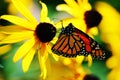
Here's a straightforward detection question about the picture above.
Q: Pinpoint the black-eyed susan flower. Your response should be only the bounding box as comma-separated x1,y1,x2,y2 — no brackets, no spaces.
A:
95,1,120,55
0,0,58,79
56,0,102,32
95,1,120,80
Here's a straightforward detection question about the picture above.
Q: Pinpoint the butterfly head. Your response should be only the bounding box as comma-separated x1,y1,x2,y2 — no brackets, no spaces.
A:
61,23,75,36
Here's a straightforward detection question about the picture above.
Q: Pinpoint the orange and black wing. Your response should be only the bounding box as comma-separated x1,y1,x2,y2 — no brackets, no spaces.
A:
89,38,106,60
74,26,106,60
51,32,87,57
52,23,106,60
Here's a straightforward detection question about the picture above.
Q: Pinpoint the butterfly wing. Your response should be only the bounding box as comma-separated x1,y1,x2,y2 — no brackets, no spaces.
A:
74,27,106,60
52,23,106,60
89,37,106,60
51,32,86,57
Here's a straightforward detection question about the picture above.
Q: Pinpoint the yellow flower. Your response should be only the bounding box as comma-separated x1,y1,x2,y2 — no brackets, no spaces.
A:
0,0,58,79
56,0,90,32
53,57,98,80
46,57,87,80
95,1,120,80
56,0,102,35
95,1,120,56
5,0,33,14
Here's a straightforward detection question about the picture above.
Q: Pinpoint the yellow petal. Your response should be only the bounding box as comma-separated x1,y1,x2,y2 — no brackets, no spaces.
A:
0,45,11,55
50,37,58,44
76,56,85,64
63,58,72,65
12,0,38,25
87,27,98,38
103,35,120,56
7,0,33,14
40,43,47,57
64,0,78,9
0,31,33,44
40,1,50,22
7,2,18,14
78,0,92,11
107,69,120,80
51,53,59,61
95,1,120,34
106,56,118,69
56,0,91,18
47,44,59,61
78,0,87,5
56,4,83,18
38,51,47,79
82,0,88,3
1,15,35,30
87,55,92,66
13,37,35,62
41,48,48,62
56,4,75,16
0,25,28,32
22,46,36,72
0,32,7,40
88,27,98,35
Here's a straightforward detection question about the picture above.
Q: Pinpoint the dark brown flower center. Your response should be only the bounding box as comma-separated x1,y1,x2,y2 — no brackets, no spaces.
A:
35,23,56,43
83,74,100,80
84,10,102,28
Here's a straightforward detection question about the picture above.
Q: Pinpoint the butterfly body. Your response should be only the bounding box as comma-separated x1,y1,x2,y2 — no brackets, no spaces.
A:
52,23,105,60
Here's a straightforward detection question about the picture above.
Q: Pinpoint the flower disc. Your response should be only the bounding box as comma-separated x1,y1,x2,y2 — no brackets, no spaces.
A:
84,10,102,28
35,23,56,42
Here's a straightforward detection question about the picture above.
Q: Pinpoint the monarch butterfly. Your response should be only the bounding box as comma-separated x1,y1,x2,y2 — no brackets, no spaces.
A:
51,23,105,60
